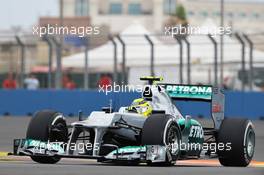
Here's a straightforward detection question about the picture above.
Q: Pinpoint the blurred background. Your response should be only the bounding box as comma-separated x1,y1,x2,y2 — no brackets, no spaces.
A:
0,0,264,118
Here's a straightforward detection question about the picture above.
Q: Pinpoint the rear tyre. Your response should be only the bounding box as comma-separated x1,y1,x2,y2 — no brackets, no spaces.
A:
217,118,255,167
141,114,181,166
26,110,68,164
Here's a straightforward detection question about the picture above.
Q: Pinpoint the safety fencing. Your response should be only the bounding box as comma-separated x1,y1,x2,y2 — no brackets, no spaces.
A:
0,90,263,119
1,32,264,90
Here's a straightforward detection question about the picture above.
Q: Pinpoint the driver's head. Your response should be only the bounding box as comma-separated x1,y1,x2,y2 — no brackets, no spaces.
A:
127,98,152,117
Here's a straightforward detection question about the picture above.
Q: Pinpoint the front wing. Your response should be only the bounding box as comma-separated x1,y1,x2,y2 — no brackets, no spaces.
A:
13,139,168,163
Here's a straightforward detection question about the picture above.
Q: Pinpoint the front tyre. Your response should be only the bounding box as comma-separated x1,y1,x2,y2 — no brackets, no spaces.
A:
217,118,255,167
26,110,68,164
141,114,181,166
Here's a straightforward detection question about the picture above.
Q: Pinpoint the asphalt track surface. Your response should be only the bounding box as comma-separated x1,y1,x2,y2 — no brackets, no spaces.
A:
0,117,263,175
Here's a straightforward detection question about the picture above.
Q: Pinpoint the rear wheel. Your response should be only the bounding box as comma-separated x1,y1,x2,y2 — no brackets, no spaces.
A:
217,118,255,167
141,114,181,166
26,110,68,164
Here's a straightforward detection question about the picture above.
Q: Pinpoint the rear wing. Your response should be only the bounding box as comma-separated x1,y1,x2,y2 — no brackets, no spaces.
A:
160,84,225,130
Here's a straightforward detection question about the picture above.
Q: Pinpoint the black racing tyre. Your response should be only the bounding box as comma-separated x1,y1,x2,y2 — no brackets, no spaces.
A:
217,118,255,167
26,110,68,164
141,114,181,166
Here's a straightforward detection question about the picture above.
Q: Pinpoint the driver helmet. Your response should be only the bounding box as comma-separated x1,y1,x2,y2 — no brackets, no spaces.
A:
127,98,152,117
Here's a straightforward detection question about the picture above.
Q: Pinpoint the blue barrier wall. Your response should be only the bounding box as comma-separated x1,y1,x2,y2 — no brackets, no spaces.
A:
0,90,263,119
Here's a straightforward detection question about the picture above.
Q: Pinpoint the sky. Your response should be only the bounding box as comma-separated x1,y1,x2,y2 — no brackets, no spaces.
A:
0,0,58,30
0,0,263,30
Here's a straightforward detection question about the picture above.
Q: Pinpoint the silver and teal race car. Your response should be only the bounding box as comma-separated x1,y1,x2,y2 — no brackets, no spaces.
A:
13,77,255,166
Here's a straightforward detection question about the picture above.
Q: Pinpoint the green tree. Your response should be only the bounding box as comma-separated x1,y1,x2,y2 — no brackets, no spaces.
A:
175,4,187,21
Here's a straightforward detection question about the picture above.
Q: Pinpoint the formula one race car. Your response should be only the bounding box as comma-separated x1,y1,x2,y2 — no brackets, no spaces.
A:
13,77,255,166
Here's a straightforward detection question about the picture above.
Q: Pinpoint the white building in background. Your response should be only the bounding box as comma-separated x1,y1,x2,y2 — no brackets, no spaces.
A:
63,0,176,33
181,0,264,32
63,0,264,33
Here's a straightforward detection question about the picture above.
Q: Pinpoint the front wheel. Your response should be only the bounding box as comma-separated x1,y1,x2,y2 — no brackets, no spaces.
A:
217,118,255,167
26,110,68,164
141,114,181,166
